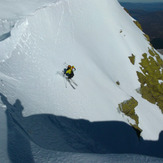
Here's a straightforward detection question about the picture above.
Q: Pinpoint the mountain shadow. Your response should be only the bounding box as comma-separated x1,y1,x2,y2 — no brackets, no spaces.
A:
1,93,163,159
0,93,34,163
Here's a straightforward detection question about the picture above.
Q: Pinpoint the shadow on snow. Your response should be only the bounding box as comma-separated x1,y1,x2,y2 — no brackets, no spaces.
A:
0,93,34,163
0,93,163,162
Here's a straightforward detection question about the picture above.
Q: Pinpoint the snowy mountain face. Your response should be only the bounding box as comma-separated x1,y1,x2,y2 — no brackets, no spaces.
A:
0,0,163,162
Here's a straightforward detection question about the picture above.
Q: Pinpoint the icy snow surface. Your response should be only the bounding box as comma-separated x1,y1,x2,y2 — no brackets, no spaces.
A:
0,0,163,162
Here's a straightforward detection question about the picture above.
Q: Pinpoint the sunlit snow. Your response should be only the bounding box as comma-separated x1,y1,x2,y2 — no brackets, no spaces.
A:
0,0,163,162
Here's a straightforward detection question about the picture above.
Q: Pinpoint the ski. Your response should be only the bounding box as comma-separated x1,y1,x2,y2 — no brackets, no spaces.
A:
57,70,77,89
63,75,77,89
66,78,76,89
69,79,78,86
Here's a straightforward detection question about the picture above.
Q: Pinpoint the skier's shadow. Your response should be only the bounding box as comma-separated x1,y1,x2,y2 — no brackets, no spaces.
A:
1,93,163,159
0,93,34,163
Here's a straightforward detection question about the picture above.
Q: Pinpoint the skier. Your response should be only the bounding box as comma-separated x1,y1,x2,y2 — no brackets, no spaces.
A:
63,65,76,79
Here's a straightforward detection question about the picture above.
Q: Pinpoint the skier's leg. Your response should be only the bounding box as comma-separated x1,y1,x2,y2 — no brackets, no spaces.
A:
63,69,67,74
68,73,74,79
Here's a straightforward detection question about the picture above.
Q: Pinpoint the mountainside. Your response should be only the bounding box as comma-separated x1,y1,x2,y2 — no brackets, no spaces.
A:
120,3,163,12
157,49,163,55
0,0,163,139
129,10,163,49
120,3,163,49
0,0,163,162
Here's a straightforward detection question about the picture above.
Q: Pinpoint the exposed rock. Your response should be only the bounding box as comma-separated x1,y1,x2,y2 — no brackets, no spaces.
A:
137,48,163,112
118,97,142,132
128,54,135,65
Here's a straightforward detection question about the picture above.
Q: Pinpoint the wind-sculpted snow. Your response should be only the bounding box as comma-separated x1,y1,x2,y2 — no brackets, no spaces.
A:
0,0,58,19
1,93,163,162
1,0,163,162
0,0,163,142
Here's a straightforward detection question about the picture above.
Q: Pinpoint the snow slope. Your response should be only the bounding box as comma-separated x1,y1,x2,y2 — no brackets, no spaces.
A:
0,0,163,141
1,96,163,162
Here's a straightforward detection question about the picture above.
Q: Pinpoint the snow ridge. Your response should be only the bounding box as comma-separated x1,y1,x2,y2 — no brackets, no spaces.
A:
0,0,163,141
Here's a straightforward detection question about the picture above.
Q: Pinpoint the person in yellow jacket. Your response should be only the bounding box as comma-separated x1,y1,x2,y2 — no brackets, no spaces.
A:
64,65,76,79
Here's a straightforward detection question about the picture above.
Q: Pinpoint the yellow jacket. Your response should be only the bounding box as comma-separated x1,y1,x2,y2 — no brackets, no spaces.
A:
66,66,76,75
66,68,72,75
